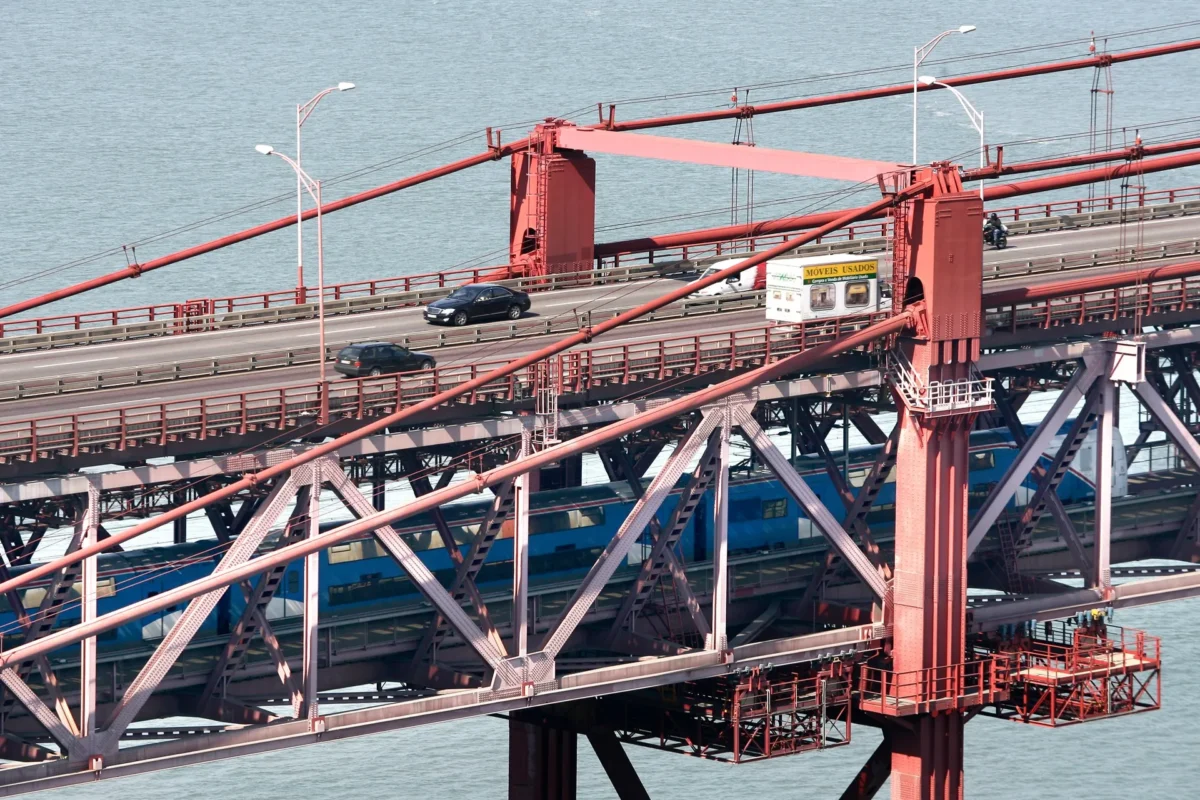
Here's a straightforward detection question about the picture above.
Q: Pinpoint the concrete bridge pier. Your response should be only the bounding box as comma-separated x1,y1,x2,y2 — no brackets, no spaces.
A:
508,706,650,800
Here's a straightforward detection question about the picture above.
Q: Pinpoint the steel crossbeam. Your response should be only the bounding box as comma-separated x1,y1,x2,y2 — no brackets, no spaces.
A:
734,406,888,600
199,486,311,713
403,455,506,657
993,383,1092,577
408,479,516,669
1133,378,1200,561
792,425,898,615
606,430,718,643
322,466,520,687
541,412,725,659
710,406,732,650
1005,382,1104,557
98,471,306,750
0,669,81,754
967,360,1101,558
0,498,91,737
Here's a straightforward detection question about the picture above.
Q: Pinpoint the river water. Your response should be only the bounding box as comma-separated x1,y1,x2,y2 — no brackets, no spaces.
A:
4,1,1200,797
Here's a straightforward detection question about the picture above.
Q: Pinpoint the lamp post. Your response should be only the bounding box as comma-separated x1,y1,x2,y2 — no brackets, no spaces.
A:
919,76,986,200
913,26,975,165
295,82,354,301
257,144,330,424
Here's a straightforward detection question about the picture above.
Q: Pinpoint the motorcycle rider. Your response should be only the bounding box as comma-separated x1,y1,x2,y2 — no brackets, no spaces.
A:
983,212,1006,246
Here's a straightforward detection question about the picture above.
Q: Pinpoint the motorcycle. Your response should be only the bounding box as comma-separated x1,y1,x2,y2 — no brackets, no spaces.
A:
984,224,1008,250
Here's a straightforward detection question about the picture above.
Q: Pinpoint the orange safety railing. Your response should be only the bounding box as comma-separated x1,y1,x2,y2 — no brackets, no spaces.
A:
857,656,1013,716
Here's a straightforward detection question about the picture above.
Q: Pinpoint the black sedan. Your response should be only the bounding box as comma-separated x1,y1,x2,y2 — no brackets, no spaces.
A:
423,283,531,326
333,342,436,378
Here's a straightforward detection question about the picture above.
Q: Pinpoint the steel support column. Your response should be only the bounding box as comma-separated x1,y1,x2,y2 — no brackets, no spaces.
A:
709,404,732,652
515,433,531,660
888,172,980,800
78,483,99,765
1094,376,1115,594
508,711,577,800
300,461,321,723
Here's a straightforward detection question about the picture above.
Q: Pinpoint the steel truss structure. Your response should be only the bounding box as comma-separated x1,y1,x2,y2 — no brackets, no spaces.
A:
5,41,1200,800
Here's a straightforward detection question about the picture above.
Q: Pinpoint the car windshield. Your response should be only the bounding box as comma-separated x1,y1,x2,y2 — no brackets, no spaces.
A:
447,286,481,300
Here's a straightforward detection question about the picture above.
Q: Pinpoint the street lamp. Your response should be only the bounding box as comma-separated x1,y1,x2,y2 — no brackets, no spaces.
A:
913,26,975,164
295,82,355,301
918,76,986,200
257,144,330,424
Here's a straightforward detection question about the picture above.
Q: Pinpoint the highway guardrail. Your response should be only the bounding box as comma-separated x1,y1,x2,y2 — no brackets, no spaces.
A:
4,268,1200,463
4,192,1198,352
3,234,1198,400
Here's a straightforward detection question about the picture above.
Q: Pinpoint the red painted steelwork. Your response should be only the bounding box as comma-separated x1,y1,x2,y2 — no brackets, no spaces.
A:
889,172,982,799
509,126,597,277
0,189,915,597
600,40,1200,133
6,183,1196,341
963,137,1200,181
599,149,1200,257
0,310,917,665
7,256,1200,463
5,39,1196,321
0,146,527,321
556,127,899,182
986,258,1200,306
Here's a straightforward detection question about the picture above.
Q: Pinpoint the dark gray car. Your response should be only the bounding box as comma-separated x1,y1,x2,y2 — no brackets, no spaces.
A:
334,342,436,378
423,283,531,326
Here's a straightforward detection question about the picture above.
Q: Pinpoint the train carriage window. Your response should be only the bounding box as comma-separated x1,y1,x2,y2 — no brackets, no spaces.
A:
847,466,897,488
21,588,46,609
529,507,604,535
810,284,836,311
762,498,789,519
845,281,870,308
969,451,996,471
328,538,388,565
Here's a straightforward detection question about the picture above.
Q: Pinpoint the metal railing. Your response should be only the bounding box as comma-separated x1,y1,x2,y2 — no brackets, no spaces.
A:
985,272,1200,333
6,262,1200,462
857,656,1013,716
0,313,890,461
4,186,1197,343
0,291,769,401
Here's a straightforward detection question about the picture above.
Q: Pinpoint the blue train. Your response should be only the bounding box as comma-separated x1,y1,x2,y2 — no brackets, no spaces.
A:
0,423,1125,649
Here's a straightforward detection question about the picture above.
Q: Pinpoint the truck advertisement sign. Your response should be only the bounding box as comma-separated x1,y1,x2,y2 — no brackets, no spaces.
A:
765,255,879,323
801,259,877,284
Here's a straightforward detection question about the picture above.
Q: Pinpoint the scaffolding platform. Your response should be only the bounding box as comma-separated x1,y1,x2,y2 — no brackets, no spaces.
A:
598,666,852,763
982,622,1161,727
